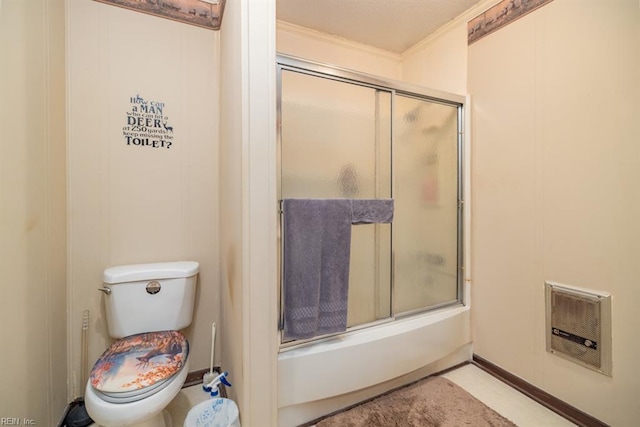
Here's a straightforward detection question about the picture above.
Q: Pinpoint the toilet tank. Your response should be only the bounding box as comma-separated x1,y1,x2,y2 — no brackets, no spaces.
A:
102,261,199,338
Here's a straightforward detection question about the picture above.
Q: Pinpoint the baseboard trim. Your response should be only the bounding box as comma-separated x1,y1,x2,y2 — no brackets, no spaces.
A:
472,354,610,427
184,367,228,398
185,368,215,387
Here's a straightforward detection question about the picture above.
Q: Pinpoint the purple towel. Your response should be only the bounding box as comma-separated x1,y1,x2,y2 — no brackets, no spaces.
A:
282,199,394,340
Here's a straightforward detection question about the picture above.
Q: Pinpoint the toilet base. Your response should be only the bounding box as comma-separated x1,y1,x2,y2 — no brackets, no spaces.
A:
90,410,172,427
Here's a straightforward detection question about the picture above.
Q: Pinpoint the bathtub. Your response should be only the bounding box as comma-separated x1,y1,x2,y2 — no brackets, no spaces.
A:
277,301,471,426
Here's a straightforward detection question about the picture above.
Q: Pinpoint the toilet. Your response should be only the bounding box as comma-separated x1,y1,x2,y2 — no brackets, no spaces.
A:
85,261,199,427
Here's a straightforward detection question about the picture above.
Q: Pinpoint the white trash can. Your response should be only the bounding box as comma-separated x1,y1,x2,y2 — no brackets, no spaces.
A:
184,398,240,427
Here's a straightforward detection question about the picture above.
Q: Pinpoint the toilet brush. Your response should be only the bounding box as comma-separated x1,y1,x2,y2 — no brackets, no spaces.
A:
202,322,217,386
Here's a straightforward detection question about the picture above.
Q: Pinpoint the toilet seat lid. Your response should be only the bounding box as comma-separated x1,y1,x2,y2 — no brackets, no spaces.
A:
90,330,189,394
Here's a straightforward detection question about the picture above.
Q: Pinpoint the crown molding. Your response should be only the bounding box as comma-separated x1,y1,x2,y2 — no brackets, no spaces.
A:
276,20,401,62
401,0,501,60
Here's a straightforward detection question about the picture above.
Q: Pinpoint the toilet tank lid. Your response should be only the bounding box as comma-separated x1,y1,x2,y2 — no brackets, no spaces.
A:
103,261,199,284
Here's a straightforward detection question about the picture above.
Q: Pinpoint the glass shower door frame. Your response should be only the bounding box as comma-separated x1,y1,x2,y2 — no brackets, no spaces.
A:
277,54,466,349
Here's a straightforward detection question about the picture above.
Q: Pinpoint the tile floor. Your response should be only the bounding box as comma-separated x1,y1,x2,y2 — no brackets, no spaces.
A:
442,364,576,426
164,363,575,426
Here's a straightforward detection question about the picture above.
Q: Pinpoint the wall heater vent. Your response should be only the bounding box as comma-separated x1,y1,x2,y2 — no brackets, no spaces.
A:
545,281,612,376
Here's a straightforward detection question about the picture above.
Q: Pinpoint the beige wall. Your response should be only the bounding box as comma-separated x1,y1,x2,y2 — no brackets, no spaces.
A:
277,21,401,80
402,0,640,424
400,0,501,94
0,0,67,424
468,1,640,425
219,0,245,413
401,21,469,95
66,0,220,398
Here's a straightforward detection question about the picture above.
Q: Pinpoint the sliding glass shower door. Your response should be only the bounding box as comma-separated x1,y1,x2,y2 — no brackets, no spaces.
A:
393,95,460,314
279,70,393,328
278,56,464,345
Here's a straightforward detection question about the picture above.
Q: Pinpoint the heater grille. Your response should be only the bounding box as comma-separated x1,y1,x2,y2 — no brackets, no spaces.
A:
545,282,611,376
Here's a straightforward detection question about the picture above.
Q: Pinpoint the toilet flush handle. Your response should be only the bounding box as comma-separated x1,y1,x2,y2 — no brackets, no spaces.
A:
97,287,111,295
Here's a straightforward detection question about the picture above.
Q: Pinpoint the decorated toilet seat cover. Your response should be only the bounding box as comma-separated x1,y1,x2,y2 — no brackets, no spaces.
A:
90,330,189,394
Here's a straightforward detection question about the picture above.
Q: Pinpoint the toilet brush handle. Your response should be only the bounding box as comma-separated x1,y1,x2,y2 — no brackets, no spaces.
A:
209,322,216,374
202,322,217,387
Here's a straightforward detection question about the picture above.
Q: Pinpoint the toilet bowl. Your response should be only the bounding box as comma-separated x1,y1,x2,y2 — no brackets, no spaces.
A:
85,262,199,427
86,330,190,426
85,359,188,427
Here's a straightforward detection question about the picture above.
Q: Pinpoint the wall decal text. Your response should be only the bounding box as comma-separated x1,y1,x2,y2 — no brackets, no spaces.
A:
123,95,174,149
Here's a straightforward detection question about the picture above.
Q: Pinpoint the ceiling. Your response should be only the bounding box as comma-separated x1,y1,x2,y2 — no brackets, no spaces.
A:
276,0,485,54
